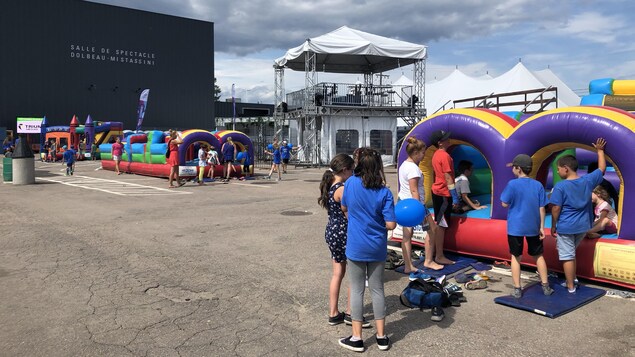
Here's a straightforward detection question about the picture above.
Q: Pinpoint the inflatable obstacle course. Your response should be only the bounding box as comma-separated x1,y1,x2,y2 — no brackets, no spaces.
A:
99,129,254,179
394,106,635,289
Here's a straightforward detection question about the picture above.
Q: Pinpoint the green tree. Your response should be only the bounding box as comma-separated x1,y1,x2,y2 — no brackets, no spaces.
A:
214,78,222,101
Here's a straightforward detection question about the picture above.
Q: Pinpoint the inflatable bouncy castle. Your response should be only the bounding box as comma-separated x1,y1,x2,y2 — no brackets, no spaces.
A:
100,129,254,178
43,115,123,160
393,106,635,289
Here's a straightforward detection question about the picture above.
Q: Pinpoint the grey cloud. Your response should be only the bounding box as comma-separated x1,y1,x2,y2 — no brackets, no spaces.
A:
89,0,571,55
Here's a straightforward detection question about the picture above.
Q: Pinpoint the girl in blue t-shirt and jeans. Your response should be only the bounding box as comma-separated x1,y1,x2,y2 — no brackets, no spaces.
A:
339,148,396,352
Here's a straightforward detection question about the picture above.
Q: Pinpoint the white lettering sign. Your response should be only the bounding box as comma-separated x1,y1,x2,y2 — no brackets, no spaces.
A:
69,44,157,66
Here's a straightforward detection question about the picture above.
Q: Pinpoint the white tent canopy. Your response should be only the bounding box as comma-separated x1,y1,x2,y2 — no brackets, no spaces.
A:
422,62,580,116
274,26,427,73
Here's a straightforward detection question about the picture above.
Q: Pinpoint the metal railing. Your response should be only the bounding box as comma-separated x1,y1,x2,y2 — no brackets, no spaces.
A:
286,82,413,110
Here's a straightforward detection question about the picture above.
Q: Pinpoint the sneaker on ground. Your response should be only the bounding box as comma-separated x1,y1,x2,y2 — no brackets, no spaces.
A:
339,336,364,353
443,282,463,296
464,279,487,290
328,311,345,326
430,306,445,322
376,336,391,351
512,287,522,298
542,283,554,296
435,274,447,286
408,271,432,281
568,286,577,294
344,314,371,328
560,278,579,288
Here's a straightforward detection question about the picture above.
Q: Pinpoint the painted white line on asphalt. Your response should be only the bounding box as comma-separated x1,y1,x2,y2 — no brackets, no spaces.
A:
229,182,271,188
37,174,192,196
37,177,127,196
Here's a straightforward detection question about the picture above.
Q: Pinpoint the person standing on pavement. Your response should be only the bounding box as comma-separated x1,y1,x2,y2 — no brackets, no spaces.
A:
167,130,183,188
221,137,236,183
111,136,125,175
62,145,76,176
339,148,396,352
197,143,208,185
281,140,291,173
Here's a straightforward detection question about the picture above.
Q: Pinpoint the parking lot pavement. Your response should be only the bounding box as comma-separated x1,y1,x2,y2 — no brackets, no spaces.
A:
0,160,633,356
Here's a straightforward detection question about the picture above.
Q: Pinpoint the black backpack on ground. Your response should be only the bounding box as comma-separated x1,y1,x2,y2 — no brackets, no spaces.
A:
400,278,448,309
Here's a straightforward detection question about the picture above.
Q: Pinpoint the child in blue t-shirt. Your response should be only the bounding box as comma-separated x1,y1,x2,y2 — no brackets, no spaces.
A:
265,141,282,181
339,148,396,352
550,138,607,293
280,140,292,173
241,146,251,178
62,145,76,176
501,154,553,298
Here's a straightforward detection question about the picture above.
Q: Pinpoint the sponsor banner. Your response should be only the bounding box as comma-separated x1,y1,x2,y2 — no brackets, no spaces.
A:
17,117,44,133
135,89,150,131
391,224,428,245
179,166,197,177
593,242,635,285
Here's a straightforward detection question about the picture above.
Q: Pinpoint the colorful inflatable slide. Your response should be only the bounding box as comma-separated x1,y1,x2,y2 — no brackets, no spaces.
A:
581,79,635,112
394,106,635,289
100,129,254,178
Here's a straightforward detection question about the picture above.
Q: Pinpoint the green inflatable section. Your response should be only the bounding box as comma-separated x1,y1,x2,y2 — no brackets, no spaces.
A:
101,153,112,160
132,153,145,162
468,168,492,196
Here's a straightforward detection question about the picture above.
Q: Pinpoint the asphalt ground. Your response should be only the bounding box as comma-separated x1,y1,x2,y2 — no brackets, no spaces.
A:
0,159,633,356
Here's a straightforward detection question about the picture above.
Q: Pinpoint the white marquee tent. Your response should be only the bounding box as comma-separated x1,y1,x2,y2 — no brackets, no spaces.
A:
421,62,580,118
275,26,427,73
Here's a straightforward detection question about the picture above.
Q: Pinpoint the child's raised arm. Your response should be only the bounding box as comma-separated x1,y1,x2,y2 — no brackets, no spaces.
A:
592,138,606,174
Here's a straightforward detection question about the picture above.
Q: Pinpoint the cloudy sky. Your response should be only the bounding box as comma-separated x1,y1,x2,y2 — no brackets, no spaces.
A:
89,0,635,103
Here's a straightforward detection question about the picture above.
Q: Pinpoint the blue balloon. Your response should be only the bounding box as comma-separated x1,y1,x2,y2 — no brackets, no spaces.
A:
267,144,273,150
394,198,425,227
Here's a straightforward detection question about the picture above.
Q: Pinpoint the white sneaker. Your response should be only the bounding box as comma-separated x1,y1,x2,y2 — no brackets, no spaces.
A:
560,278,579,288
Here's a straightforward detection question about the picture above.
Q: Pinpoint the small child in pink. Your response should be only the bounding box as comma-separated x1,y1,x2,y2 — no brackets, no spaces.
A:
587,185,618,238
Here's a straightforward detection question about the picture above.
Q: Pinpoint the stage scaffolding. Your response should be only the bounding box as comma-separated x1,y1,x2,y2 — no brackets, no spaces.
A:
274,54,426,166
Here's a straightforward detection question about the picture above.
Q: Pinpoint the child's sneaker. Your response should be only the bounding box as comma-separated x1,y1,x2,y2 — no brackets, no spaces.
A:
560,278,579,288
376,335,391,351
430,306,445,322
435,274,447,286
344,313,371,328
465,279,487,290
542,283,554,296
512,287,522,298
338,336,364,352
443,282,463,296
328,312,345,326
568,286,577,294
408,271,432,281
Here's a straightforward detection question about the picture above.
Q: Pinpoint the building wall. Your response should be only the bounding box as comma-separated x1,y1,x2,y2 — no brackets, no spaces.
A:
0,0,214,131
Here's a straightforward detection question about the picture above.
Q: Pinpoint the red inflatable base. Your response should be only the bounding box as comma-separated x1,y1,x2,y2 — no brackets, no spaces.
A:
390,216,635,290
101,161,242,179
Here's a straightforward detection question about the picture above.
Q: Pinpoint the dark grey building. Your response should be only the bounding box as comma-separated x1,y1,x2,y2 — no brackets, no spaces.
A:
0,0,214,131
